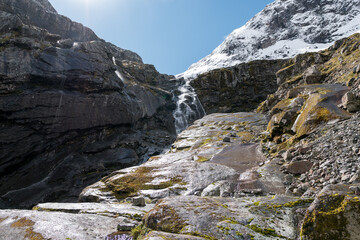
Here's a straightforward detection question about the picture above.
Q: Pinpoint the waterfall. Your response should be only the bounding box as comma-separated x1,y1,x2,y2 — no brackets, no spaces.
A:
173,78,206,134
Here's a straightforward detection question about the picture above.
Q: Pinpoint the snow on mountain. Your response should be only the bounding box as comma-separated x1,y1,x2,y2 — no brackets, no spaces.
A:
178,0,360,79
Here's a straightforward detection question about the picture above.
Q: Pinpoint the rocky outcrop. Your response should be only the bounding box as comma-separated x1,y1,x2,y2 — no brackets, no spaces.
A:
79,112,286,203
0,0,98,42
0,0,177,208
191,60,286,114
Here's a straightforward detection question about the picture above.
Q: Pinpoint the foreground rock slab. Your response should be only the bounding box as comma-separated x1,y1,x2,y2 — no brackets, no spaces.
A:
142,195,313,240
0,210,119,240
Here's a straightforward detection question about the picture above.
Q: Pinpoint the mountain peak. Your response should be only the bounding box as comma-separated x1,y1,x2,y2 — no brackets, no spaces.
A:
179,0,360,79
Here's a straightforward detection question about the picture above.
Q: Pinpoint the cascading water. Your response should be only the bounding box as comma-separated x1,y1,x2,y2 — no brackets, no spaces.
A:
173,78,206,134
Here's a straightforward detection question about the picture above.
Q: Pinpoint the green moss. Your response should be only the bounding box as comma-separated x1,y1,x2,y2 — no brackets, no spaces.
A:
222,217,240,225
141,177,185,190
237,132,254,142
267,198,314,209
189,231,218,240
131,224,151,240
144,204,186,234
196,156,210,163
286,74,303,84
246,224,286,238
221,204,229,209
10,217,46,240
106,167,185,200
300,195,360,240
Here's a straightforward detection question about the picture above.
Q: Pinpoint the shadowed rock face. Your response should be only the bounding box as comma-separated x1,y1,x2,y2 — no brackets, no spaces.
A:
191,60,286,114
0,0,177,208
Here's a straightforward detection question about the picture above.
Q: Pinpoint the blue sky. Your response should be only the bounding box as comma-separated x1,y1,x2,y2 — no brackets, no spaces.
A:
48,0,273,75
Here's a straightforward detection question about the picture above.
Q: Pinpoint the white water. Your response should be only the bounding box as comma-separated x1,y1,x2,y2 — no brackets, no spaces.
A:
173,78,206,134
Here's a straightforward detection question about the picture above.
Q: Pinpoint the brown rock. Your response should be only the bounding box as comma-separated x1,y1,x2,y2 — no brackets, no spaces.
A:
287,160,313,174
303,65,322,84
341,91,360,112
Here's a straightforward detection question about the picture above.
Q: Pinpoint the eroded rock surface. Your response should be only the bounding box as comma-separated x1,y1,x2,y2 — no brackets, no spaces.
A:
79,112,285,203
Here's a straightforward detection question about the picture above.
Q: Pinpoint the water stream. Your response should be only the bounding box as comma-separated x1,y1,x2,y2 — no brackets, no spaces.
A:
173,78,206,134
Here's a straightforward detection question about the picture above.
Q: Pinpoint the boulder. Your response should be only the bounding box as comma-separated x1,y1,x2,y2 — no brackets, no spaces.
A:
286,160,313,175
300,184,360,240
341,91,360,112
303,65,322,84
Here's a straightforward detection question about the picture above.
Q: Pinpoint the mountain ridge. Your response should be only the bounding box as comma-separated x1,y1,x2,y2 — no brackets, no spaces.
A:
179,0,360,79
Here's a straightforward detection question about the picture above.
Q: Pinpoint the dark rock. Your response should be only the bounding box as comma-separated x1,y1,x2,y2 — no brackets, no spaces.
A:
0,0,177,208
117,223,136,232
0,0,98,42
132,197,146,207
223,136,231,142
191,60,286,114
286,160,313,174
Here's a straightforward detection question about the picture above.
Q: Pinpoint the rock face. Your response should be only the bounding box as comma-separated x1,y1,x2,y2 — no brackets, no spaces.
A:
179,0,360,79
190,60,286,114
0,0,177,208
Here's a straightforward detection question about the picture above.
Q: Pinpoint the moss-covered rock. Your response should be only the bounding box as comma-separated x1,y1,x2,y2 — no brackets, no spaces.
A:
142,195,313,240
300,184,360,240
267,84,351,141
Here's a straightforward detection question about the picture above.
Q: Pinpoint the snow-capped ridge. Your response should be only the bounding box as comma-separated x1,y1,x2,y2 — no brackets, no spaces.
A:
179,0,360,79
